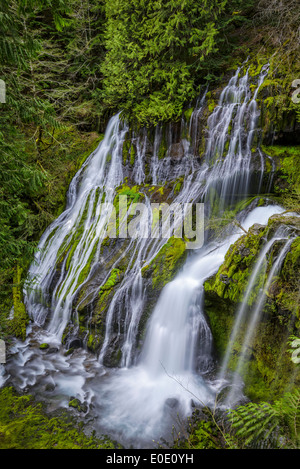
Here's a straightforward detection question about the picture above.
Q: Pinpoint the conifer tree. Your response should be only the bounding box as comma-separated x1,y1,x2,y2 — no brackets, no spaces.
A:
100,0,253,124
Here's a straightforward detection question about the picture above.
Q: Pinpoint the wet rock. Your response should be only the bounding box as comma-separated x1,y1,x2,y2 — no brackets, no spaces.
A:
237,244,251,257
39,343,49,350
64,347,74,356
69,338,83,349
219,274,231,285
45,382,56,392
168,142,184,160
248,223,265,236
47,347,59,354
165,398,179,409
68,397,88,413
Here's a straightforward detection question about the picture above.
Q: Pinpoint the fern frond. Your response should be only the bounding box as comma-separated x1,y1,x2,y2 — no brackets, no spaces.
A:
228,388,300,448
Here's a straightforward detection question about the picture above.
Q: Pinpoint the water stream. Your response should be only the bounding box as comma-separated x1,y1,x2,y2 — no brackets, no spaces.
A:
1,64,293,448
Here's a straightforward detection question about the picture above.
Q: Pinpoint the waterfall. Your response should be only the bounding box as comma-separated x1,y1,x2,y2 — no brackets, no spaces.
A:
204,64,269,211
87,205,286,447
25,114,127,340
219,225,290,380
2,64,288,448
140,206,285,380
225,234,295,405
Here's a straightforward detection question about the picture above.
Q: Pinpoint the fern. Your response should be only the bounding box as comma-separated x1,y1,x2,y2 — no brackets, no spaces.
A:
228,389,300,448
289,336,300,365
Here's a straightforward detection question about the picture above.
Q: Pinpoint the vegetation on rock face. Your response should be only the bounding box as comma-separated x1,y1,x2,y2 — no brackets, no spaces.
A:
141,237,187,290
204,224,267,305
204,214,300,401
101,0,254,125
262,145,300,212
170,334,300,450
0,0,299,451
0,387,116,449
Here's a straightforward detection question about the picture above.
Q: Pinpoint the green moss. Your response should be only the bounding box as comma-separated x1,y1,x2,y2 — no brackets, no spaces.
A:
207,99,216,114
122,138,131,165
115,184,144,205
89,267,124,322
86,331,102,353
141,237,186,290
158,132,167,160
99,268,122,294
241,314,299,402
263,145,300,212
204,295,235,358
76,240,99,288
273,236,300,320
254,50,300,141
68,398,88,413
39,343,49,350
204,225,267,304
174,178,183,194
92,187,101,219
184,107,194,122
9,266,29,341
130,144,136,166
0,386,117,449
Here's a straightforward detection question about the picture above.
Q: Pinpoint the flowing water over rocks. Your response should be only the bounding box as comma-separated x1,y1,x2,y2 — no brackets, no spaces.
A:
1,65,295,448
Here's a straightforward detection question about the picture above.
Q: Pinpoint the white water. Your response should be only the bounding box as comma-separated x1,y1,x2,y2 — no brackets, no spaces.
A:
219,224,289,380
225,234,295,405
87,204,286,446
2,64,290,447
204,64,269,211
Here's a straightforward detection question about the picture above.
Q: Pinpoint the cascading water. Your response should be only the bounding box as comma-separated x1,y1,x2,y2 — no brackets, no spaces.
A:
86,205,286,447
25,114,128,339
225,231,296,405
219,225,292,381
203,64,269,212
2,64,291,448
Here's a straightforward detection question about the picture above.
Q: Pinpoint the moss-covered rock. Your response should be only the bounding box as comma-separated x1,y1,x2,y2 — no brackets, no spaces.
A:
204,215,300,401
138,237,187,346
9,266,29,341
204,223,268,305
141,236,187,291
261,145,300,213
0,386,116,449
68,397,88,413
39,343,49,350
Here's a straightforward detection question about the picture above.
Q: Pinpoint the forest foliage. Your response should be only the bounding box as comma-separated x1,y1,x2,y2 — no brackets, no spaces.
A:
100,0,254,125
0,0,255,322
0,0,299,450
0,0,298,333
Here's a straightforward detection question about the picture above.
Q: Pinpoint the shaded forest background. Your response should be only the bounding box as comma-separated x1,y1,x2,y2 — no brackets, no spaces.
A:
0,0,299,352
0,0,300,450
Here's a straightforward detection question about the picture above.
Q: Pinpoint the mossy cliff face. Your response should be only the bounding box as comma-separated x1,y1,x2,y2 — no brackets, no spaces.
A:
13,55,299,376
138,237,187,345
0,386,116,449
9,266,29,341
204,215,300,401
257,56,300,147
261,145,300,213
59,134,193,365
63,200,188,366
230,47,300,148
